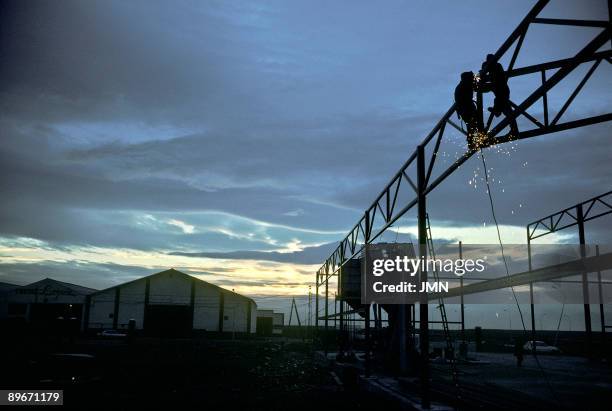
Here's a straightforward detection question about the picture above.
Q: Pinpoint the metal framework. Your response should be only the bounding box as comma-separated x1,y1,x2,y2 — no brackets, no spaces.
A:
314,1,611,408
526,190,612,355
527,191,612,241
316,0,611,287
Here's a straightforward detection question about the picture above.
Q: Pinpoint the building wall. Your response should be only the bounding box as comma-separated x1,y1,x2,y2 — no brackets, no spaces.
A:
223,292,250,333
88,289,116,329
193,284,220,331
250,301,257,333
87,272,257,333
149,272,190,305
273,312,284,327
5,280,92,330
117,280,146,329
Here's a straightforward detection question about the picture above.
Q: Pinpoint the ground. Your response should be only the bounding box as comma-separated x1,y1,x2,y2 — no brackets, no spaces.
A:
2,333,611,410
0,336,401,410
427,351,612,410
459,352,611,409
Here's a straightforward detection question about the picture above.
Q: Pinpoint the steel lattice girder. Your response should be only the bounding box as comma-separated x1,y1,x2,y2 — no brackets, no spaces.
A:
527,191,612,240
316,0,612,286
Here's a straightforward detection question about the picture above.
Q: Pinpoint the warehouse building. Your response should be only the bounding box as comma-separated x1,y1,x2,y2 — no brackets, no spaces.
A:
256,309,284,335
2,278,96,330
86,269,257,336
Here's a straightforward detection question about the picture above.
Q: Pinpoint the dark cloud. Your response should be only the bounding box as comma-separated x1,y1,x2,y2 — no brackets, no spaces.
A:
169,241,337,264
0,260,151,289
0,0,610,279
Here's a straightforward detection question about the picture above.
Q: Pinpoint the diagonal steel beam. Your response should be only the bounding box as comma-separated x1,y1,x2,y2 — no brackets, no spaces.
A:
489,27,610,137
316,0,611,281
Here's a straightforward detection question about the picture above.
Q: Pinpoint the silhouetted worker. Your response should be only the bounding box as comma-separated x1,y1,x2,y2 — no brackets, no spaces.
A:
481,54,518,136
514,339,524,367
454,71,478,150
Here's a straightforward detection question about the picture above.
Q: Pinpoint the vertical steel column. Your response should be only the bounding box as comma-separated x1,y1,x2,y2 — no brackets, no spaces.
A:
324,274,329,355
365,304,371,377
595,245,606,347
459,241,465,341
399,300,407,374
596,245,605,343
339,299,344,353
528,233,536,350
338,265,343,350
334,293,338,329
417,144,430,409
315,276,319,330
577,204,592,355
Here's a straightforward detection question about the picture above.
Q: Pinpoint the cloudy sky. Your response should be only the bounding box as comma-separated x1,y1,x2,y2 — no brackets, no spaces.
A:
1,0,610,323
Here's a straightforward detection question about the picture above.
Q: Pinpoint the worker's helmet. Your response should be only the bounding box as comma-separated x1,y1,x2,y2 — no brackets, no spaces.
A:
461,71,473,82
486,54,495,63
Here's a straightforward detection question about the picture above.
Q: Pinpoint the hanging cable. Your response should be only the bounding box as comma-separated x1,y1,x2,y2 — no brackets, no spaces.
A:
479,149,557,399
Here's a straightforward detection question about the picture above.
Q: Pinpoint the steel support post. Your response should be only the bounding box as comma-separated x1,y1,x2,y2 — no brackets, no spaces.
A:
417,144,430,409
459,241,465,341
398,303,407,374
334,293,337,329
365,304,371,377
577,204,592,356
325,275,329,355
528,234,536,351
315,278,319,330
596,245,605,344
339,301,345,354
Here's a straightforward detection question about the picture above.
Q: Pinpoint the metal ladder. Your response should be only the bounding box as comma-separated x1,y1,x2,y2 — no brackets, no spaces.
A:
425,213,461,402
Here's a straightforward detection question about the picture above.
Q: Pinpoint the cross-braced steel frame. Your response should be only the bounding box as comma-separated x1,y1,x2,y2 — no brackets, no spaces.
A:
314,1,611,408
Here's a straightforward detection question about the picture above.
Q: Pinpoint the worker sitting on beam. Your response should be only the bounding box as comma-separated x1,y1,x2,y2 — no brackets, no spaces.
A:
454,71,479,150
479,54,519,137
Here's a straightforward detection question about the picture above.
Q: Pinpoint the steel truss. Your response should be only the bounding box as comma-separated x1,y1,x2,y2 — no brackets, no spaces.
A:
527,191,612,240
526,190,612,356
316,0,611,287
314,1,612,408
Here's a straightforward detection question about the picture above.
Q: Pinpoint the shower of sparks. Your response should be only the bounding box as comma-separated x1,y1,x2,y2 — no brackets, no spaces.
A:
418,106,528,221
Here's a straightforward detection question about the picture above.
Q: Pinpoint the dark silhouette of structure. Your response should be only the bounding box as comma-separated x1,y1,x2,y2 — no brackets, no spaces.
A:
315,0,611,408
